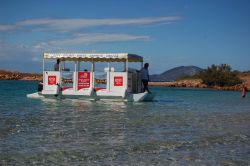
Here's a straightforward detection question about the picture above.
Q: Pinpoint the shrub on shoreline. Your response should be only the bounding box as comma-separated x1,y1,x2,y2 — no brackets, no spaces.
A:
198,64,242,87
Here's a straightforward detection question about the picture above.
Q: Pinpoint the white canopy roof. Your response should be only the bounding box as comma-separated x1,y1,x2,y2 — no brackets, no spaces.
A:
43,53,143,62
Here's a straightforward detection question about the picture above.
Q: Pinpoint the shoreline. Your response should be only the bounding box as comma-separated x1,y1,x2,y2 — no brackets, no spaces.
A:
149,79,249,91
1,70,249,91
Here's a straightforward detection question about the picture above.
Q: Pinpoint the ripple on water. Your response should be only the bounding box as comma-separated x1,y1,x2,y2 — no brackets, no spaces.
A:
0,83,250,165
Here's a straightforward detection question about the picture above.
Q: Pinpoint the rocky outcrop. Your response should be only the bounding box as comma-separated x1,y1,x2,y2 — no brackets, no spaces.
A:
0,70,42,81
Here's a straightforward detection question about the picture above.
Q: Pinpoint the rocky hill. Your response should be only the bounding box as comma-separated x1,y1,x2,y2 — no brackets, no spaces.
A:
150,66,202,82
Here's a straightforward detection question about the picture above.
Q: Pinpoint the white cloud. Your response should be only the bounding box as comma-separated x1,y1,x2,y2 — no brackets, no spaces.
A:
0,41,27,58
0,32,149,61
0,16,181,32
0,41,33,57
0,16,181,71
48,33,150,45
32,42,67,54
0,40,41,71
0,25,16,31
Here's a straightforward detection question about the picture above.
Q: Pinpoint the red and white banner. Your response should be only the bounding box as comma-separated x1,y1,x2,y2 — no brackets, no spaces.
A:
48,75,56,85
78,72,90,90
114,76,123,86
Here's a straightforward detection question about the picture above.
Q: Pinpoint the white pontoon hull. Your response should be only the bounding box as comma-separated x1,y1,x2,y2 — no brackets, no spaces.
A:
27,91,155,102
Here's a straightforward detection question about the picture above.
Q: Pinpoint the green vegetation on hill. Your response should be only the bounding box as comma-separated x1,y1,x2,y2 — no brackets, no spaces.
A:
176,64,243,87
198,64,242,87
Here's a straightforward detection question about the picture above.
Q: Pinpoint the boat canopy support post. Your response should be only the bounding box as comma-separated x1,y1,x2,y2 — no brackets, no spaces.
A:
74,61,77,91
43,59,45,90
92,61,95,88
125,60,128,72
140,61,143,92
124,61,126,72
126,59,129,90
59,60,62,87
108,62,110,90
77,61,80,71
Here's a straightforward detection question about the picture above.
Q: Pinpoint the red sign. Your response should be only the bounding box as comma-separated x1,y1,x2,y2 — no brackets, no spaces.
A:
48,75,56,85
114,76,123,86
78,72,90,90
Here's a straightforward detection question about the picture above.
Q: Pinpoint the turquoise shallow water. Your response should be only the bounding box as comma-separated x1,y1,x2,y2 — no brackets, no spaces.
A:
0,80,250,165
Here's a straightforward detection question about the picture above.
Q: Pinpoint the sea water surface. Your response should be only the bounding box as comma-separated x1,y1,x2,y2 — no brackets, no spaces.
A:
0,80,250,165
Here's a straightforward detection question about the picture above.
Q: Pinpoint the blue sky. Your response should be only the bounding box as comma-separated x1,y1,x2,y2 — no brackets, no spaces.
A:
0,0,249,74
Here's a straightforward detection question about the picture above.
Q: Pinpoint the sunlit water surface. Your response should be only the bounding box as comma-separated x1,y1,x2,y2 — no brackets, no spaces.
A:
0,81,250,165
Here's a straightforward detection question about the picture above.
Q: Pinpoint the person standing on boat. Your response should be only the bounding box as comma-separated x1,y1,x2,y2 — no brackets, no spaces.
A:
140,63,150,93
54,59,60,71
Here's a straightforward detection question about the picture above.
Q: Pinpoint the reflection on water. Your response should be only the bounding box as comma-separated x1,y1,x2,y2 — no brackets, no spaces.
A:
0,81,250,165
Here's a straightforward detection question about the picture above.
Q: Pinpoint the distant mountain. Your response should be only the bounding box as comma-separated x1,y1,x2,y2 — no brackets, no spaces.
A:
150,66,203,82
